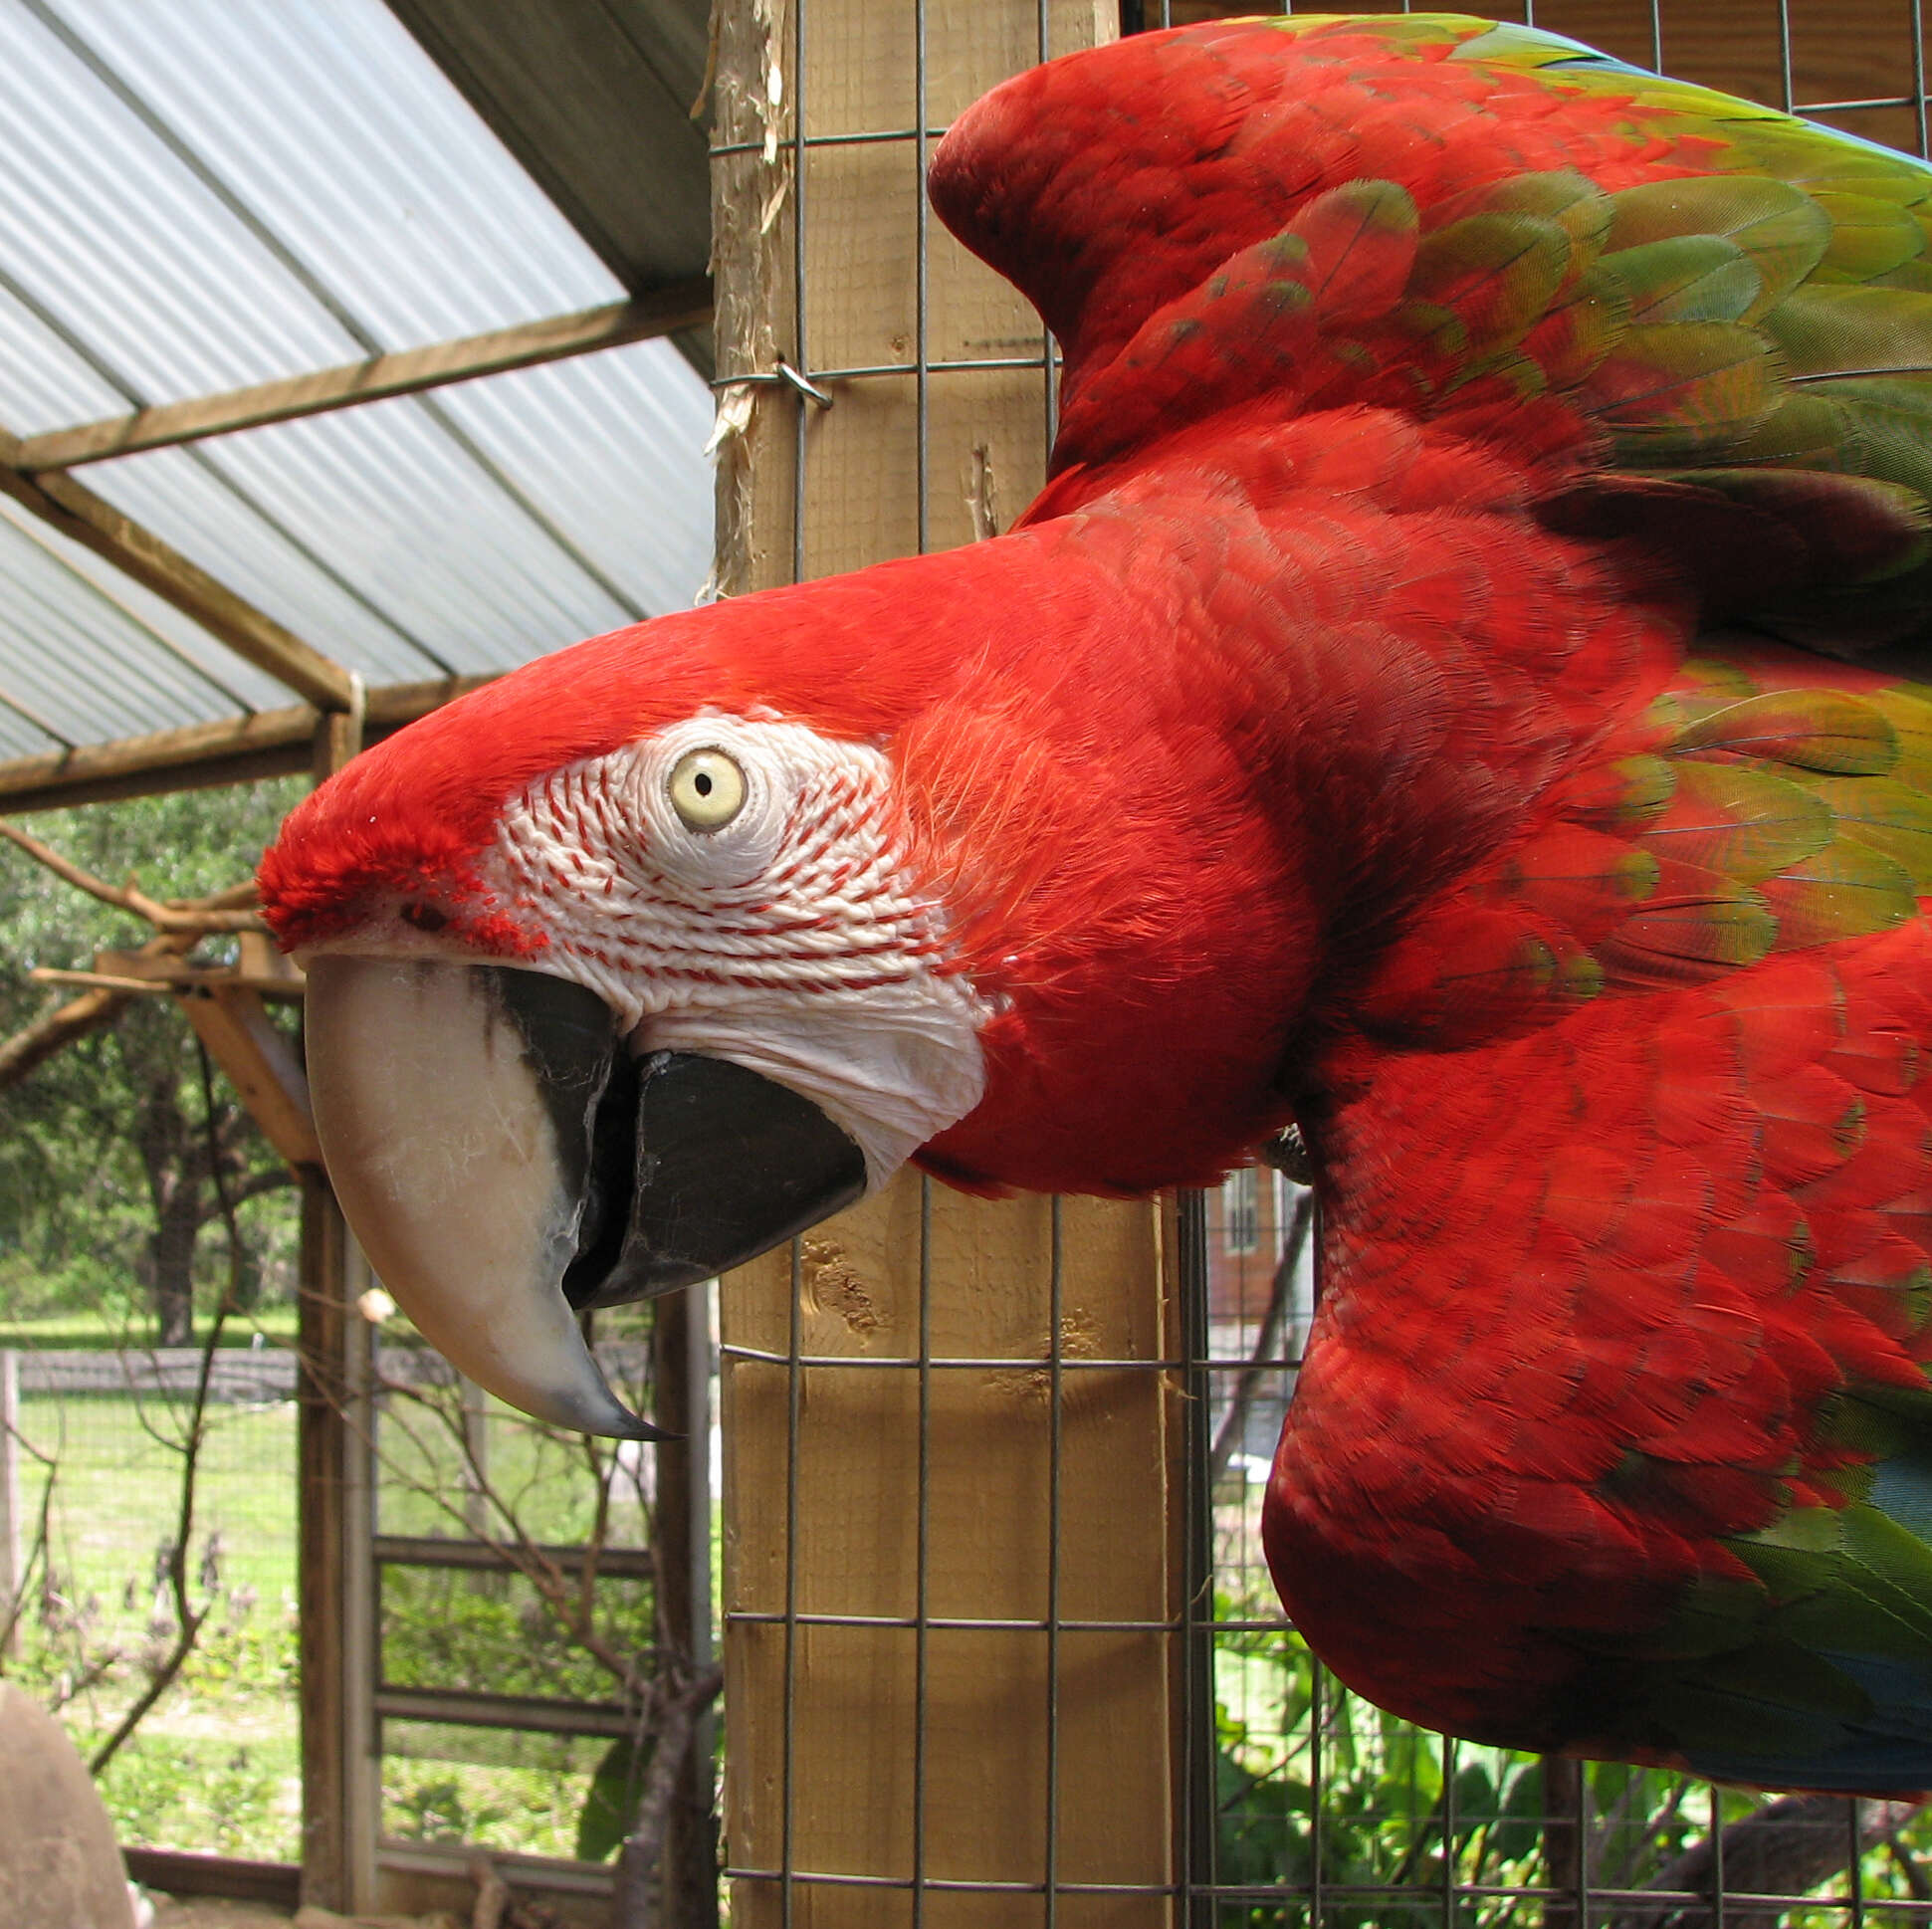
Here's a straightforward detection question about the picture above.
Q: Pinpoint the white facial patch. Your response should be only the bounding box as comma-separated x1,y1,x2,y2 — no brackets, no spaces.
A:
483,713,991,1187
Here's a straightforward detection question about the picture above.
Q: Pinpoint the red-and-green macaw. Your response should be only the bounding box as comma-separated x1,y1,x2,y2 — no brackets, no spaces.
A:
260,16,1932,1790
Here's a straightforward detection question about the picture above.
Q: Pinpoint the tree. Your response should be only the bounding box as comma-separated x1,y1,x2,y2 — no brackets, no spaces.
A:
0,781,305,1342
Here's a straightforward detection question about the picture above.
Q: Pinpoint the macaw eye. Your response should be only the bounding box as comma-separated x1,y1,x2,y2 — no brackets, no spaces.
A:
667,747,748,832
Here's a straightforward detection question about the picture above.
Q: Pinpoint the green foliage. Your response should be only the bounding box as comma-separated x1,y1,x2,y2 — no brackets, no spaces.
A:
94,1736,294,1857
7,1580,303,1862
381,1736,613,1861
381,1565,653,1706
576,1734,641,1863
1208,1604,1932,1924
0,780,306,1338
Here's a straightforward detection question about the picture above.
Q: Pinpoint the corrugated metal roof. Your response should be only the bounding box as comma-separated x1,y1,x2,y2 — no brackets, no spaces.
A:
0,0,714,794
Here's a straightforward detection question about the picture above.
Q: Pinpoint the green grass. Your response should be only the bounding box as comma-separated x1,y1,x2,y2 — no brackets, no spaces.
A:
16,1391,299,1608
0,1303,300,1351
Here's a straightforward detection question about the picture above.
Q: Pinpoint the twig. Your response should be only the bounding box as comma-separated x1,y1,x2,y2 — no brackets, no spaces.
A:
375,1377,652,1700
0,1445,59,1660
88,1040,240,1773
1610,1793,1928,1929
0,819,262,934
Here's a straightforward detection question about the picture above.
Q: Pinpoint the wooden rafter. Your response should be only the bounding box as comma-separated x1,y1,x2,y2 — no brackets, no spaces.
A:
14,285,712,473
0,430,357,712
0,673,492,811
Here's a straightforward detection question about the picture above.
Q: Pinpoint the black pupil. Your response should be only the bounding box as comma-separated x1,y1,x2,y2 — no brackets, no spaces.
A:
694,770,713,796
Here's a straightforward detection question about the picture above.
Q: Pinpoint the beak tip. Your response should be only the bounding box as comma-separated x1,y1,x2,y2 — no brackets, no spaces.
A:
612,1414,680,1444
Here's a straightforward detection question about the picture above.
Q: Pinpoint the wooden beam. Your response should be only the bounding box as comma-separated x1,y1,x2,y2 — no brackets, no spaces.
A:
0,673,493,811
15,286,712,473
175,982,320,1169
0,430,356,710
120,1849,301,1908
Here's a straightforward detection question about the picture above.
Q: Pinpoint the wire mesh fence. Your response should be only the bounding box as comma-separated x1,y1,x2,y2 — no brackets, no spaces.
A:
0,1311,692,1884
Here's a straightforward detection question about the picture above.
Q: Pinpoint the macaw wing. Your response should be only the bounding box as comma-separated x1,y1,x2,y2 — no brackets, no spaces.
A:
931,15,1932,650
1265,636,1932,1791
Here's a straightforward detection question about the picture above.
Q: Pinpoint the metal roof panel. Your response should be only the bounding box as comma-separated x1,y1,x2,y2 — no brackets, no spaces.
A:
0,0,713,780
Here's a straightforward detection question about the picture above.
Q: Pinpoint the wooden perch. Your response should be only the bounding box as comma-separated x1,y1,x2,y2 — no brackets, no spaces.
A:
0,981,133,1090
0,824,316,1174
33,934,305,1000
177,982,320,1169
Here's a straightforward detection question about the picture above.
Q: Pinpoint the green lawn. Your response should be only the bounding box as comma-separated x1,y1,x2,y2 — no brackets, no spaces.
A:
0,1303,301,1351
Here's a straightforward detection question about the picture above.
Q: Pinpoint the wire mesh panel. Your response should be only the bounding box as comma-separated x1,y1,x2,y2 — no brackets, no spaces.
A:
361,1314,714,1889
1,1339,302,1859
707,0,1932,1922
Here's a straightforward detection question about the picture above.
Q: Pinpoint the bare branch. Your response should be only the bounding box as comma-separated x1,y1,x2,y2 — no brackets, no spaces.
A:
611,1662,727,1927
1611,1794,1929,1929
0,984,133,1092
0,926,214,1095
0,818,262,933
371,1376,652,1700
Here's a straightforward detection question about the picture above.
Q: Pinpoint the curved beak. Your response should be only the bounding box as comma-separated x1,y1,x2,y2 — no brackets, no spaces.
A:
303,955,867,1437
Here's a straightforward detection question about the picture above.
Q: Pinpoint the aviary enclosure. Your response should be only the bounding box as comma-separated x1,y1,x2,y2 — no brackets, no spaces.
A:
4,0,1932,1925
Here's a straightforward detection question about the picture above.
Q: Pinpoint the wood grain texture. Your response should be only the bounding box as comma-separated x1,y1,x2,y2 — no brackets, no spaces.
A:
722,1182,1181,1927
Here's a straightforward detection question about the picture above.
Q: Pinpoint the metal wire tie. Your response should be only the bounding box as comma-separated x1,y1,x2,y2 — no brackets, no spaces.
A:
710,361,834,407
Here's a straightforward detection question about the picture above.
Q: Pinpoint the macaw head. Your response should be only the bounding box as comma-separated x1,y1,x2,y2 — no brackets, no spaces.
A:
259,534,1312,1435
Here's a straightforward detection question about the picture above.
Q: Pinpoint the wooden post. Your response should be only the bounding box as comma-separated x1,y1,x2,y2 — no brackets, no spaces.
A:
723,1188,1181,1927
299,701,378,1913
653,1290,721,1928
297,1167,353,1910
711,1,1179,1919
